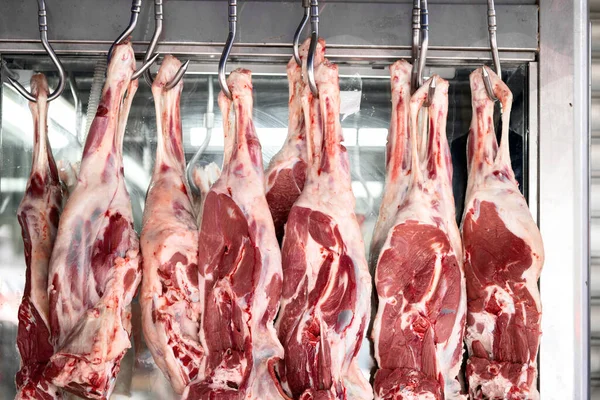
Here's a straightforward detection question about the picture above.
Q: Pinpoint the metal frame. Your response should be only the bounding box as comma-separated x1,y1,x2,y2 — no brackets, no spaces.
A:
0,44,536,69
528,61,539,224
538,0,589,399
0,0,590,398
0,0,536,67
0,1,537,53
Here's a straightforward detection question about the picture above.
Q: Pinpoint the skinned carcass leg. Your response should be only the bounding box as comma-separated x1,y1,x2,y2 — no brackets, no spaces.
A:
276,60,373,400
369,60,413,268
372,74,466,400
45,42,142,400
15,74,63,400
140,55,204,395
461,67,544,400
265,38,325,241
183,69,287,400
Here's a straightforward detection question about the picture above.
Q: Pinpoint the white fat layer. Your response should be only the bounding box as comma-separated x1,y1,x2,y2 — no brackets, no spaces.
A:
465,312,495,357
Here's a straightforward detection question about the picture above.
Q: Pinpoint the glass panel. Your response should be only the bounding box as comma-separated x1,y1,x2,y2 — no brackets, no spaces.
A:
0,56,528,398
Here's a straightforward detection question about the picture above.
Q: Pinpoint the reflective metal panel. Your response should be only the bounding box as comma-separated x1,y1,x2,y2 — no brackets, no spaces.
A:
539,0,590,399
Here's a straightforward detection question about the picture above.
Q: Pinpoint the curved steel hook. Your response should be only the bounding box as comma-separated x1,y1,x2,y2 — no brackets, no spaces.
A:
483,0,501,101
187,76,215,195
131,53,160,80
107,0,142,65
307,0,320,97
107,0,157,81
219,0,237,100
426,75,436,106
293,0,311,66
165,61,190,90
139,0,190,88
5,0,65,102
417,0,434,107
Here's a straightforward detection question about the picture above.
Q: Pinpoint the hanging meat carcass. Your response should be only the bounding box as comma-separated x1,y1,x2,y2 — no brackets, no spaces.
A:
183,68,287,399
371,70,466,400
15,74,63,400
369,60,413,269
276,59,373,399
461,67,544,400
139,56,204,395
44,42,142,399
264,38,325,241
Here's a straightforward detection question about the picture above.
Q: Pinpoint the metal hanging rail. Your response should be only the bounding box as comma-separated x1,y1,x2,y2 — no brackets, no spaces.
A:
0,1,538,64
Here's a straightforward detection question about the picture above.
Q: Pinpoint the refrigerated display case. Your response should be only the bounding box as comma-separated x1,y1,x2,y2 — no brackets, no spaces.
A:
0,1,588,399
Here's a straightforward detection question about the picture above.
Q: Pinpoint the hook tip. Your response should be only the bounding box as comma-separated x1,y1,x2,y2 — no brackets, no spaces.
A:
164,59,189,90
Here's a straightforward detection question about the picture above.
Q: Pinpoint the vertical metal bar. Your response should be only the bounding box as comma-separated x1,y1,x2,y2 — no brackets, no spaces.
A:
487,0,501,78
307,0,319,97
0,53,4,187
483,0,500,101
219,0,237,99
410,0,420,92
527,61,539,223
538,0,589,398
416,0,429,87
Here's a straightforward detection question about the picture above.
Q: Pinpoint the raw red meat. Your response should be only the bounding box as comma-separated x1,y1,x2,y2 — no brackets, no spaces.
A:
276,60,372,399
183,69,287,399
265,38,325,241
45,42,142,399
461,67,544,399
15,74,63,400
139,56,204,394
371,68,466,400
